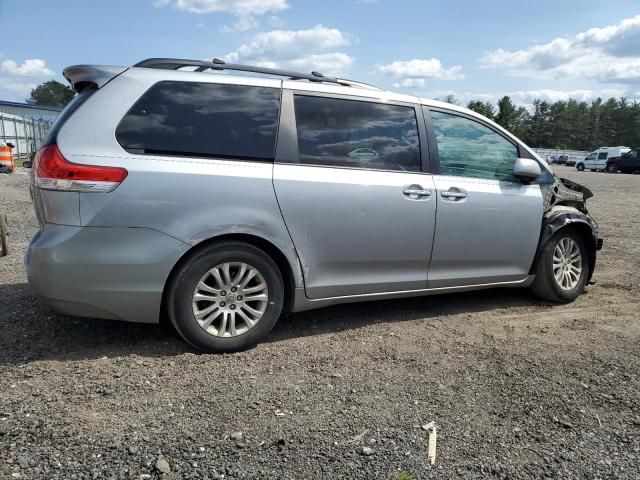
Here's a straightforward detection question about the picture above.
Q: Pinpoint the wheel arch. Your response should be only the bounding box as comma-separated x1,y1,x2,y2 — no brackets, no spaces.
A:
161,233,301,321
530,209,599,283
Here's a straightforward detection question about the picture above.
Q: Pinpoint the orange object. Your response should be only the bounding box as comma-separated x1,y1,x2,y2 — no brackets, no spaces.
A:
0,144,14,172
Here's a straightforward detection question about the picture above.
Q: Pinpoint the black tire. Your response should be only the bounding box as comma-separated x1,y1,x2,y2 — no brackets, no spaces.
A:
167,242,284,353
576,163,585,171
590,169,596,172
606,163,618,173
531,229,589,303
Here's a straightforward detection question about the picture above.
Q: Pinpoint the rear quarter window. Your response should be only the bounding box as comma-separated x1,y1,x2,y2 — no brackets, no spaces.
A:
115,81,281,161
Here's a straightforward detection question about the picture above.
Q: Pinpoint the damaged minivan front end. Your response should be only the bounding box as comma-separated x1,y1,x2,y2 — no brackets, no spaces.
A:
535,176,603,283
542,176,594,213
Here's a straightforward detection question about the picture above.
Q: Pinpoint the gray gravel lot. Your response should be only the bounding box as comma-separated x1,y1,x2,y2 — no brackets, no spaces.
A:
1,166,639,479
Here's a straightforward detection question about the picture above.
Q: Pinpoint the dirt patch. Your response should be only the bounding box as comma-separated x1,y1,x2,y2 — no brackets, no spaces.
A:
1,166,639,479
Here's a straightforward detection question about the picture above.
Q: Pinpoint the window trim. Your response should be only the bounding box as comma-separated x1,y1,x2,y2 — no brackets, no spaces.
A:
275,89,431,174
115,80,283,163
424,106,551,184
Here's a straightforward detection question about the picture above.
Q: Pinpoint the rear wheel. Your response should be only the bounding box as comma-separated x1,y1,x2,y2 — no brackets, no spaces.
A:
167,242,284,353
606,163,618,173
576,163,585,171
531,230,589,303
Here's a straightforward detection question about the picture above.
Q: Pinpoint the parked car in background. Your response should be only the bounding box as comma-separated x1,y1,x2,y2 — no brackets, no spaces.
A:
26,58,603,353
546,155,559,164
605,148,640,173
557,155,568,165
576,146,630,171
565,157,577,167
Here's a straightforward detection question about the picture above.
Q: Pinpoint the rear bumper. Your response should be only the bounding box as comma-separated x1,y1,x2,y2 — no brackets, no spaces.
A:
25,224,190,323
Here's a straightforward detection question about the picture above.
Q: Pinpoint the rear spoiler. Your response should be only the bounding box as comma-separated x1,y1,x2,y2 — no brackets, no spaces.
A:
63,65,128,93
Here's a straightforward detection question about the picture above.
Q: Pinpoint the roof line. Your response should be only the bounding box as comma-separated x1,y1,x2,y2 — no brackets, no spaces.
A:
133,57,382,91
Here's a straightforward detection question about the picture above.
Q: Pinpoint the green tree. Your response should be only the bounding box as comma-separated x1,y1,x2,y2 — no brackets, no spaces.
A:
467,100,495,120
495,96,520,131
28,80,75,108
442,94,459,105
461,94,640,150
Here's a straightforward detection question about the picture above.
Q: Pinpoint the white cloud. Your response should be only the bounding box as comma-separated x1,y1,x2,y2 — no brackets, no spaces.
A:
221,15,258,32
282,53,354,76
392,78,426,89
268,15,286,28
155,0,289,16
234,53,354,77
480,14,640,83
226,25,353,62
373,58,464,80
0,78,37,100
1,58,54,77
225,25,355,76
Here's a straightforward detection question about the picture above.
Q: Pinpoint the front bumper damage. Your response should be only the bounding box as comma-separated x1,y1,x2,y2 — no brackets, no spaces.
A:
535,175,602,283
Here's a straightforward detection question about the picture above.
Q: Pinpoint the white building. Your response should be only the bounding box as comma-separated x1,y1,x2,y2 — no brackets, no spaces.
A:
0,101,61,160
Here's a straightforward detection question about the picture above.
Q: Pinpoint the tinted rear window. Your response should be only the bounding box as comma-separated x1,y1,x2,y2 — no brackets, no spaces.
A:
116,81,281,160
293,95,421,172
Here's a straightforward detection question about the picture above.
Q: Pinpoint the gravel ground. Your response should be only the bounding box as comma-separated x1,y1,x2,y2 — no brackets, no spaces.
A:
1,166,639,479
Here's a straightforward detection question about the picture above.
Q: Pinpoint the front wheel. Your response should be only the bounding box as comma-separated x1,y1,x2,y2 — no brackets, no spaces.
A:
576,163,585,171
606,163,618,173
531,230,589,303
167,242,284,353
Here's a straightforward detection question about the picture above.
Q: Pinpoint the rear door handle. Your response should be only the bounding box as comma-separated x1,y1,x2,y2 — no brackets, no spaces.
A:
441,190,467,199
403,185,431,198
403,188,431,196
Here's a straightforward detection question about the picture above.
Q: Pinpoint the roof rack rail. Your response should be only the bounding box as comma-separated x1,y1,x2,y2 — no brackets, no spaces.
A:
133,57,381,90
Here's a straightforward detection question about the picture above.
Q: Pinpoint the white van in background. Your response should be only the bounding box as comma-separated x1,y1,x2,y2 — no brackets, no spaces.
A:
576,146,630,171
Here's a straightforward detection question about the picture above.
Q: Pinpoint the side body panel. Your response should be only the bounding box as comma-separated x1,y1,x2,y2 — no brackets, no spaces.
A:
26,224,190,323
422,105,547,288
274,165,437,298
428,175,544,287
273,87,437,299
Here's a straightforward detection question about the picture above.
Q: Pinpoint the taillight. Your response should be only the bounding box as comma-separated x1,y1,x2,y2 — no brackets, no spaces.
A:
34,144,127,193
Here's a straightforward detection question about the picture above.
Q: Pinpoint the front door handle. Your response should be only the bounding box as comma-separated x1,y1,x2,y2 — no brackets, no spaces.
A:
441,190,467,200
403,185,431,198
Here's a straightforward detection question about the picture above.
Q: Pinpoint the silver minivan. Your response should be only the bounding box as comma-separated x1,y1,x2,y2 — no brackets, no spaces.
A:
26,58,602,352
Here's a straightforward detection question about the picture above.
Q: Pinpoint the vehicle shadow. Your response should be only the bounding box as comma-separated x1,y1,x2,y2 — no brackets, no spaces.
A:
0,282,542,365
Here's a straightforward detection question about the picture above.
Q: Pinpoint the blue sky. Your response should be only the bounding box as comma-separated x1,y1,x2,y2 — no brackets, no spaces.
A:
1,0,639,107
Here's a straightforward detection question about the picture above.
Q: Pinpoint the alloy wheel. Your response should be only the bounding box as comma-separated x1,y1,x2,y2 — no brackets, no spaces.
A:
552,237,583,291
192,262,268,337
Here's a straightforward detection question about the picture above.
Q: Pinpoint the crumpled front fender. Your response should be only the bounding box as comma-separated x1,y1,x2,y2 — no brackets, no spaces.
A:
531,206,602,283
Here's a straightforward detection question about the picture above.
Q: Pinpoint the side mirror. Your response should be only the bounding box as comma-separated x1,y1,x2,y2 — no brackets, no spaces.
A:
6,143,14,149
513,158,541,182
